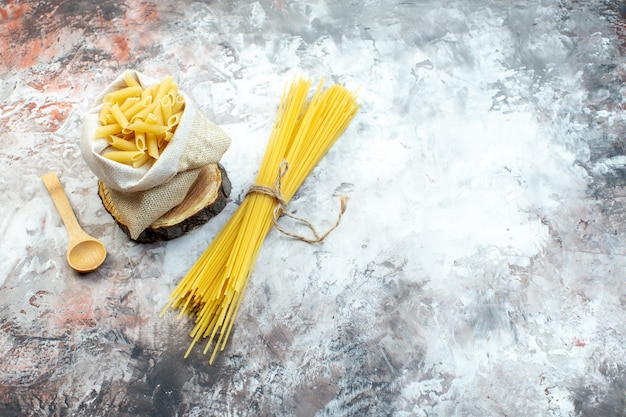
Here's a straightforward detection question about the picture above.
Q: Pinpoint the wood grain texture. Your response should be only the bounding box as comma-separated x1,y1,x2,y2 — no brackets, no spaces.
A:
98,163,231,243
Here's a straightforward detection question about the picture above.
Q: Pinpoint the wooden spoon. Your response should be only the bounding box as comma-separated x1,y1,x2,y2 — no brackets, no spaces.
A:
41,172,107,273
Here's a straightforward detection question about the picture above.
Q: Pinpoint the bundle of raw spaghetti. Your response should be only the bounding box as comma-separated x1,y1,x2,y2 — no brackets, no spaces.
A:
160,76,359,363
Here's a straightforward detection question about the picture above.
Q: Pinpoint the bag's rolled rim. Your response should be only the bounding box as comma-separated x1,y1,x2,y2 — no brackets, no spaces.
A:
81,70,197,193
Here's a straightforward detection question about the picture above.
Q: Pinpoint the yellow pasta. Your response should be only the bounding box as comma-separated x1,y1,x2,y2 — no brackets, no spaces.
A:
109,103,130,129
167,83,178,100
146,133,159,159
158,136,168,150
124,71,140,88
124,96,152,120
135,131,146,152
172,95,185,114
130,101,159,123
120,96,140,112
167,111,183,128
104,86,143,104
161,96,173,121
153,104,165,126
152,75,173,103
94,123,122,139
106,135,139,152
94,71,186,167
160,77,359,364
128,120,168,135
103,150,145,164
132,152,150,168
161,94,174,107
145,112,159,125
98,104,111,125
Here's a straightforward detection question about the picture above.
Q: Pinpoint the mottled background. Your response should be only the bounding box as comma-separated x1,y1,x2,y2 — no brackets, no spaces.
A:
2,1,626,416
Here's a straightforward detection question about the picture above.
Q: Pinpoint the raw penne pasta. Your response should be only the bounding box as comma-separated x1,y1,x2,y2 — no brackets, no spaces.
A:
99,104,111,125
152,75,173,103
94,123,123,139
144,112,159,125
132,152,150,168
166,83,178,100
167,111,183,128
124,71,141,88
161,95,173,121
104,86,143,104
161,94,173,107
120,96,140,112
103,150,145,164
106,135,139,151
158,136,167,150
109,103,130,129
130,101,159,122
135,131,147,151
162,106,173,123
124,96,152,120
128,120,168,135
146,133,159,159
172,94,185,113
154,104,165,126
140,87,151,100
94,72,185,167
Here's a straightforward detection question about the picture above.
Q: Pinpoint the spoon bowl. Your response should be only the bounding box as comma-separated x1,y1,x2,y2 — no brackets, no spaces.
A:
66,238,107,273
41,172,107,273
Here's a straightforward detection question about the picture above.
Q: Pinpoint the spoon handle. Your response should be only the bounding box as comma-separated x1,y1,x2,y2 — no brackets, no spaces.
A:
41,172,85,240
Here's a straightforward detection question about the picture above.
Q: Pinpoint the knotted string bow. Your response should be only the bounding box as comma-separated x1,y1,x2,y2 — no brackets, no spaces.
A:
246,161,348,243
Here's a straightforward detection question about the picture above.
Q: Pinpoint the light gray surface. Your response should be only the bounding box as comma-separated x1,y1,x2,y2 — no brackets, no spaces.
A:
1,1,626,416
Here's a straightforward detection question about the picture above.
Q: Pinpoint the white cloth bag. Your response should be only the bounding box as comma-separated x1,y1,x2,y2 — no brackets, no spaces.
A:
80,71,231,239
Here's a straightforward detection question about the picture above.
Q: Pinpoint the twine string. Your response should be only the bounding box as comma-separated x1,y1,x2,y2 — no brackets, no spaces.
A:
246,161,348,244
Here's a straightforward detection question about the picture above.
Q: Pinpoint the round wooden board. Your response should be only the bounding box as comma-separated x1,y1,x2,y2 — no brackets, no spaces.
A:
98,163,231,243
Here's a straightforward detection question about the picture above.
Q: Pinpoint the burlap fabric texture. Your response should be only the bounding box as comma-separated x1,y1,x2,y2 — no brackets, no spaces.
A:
80,71,232,239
